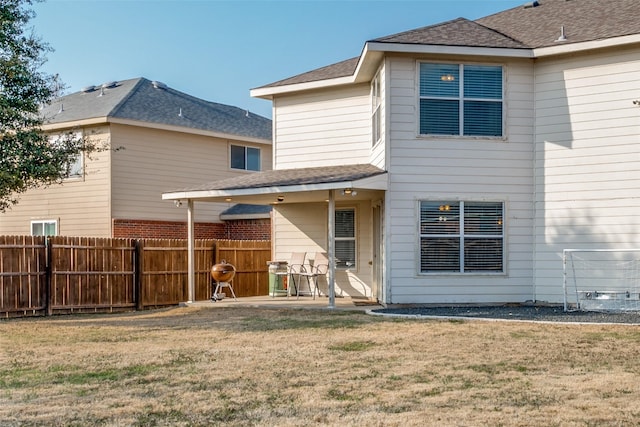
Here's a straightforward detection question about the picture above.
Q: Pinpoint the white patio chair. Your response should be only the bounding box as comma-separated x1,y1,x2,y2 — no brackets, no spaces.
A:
281,252,306,297
296,252,329,299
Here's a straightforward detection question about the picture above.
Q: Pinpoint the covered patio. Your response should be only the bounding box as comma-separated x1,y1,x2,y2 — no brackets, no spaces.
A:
162,163,388,308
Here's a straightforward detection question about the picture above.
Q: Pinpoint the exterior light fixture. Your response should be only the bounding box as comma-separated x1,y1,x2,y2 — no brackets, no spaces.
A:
225,197,232,202
277,196,284,202
174,200,182,208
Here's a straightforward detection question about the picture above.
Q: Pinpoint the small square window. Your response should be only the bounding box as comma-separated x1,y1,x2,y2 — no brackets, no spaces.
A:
31,220,58,236
230,145,260,171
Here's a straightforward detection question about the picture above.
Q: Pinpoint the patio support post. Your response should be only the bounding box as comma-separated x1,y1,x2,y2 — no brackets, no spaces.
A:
187,198,195,303
328,190,336,308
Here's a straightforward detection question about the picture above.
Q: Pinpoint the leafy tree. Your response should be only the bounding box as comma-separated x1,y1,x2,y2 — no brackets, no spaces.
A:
0,0,101,212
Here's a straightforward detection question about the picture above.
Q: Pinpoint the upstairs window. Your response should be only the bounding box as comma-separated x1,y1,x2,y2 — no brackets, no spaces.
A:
419,201,504,273
230,145,260,171
419,63,503,137
66,153,84,178
50,133,84,179
371,72,382,146
31,220,58,236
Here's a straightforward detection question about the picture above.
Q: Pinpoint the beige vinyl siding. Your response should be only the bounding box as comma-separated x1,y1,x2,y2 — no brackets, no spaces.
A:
533,46,640,303
273,85,371,169
272,200,374,299
0,125,112,237
110,124,272,223
385,56,535,304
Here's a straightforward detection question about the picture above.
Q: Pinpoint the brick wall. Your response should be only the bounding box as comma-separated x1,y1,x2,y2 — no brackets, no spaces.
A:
113,218,271,240
225,219,271,240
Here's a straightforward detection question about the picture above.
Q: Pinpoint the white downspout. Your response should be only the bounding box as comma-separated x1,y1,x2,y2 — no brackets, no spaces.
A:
187,198,195,303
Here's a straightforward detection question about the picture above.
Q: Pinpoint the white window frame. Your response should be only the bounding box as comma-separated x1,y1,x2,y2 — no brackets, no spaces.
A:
230,144,261,171
50,132,84,180
418,61,505,138
371,71,382,147
418,200,505,274
335,208,356,270
31,219,58,236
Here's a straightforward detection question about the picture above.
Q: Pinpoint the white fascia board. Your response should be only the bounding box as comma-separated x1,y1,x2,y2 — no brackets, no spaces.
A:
250,75,355,99
41,117,109,131
109,117,271,145
365,42,534,59
162,173,388,201
533,34,640,58
163,182,352,201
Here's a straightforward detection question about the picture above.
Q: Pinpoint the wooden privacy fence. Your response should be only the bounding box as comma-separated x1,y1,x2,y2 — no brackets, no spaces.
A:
0,236,271,318
0,236,47,316
216,240,272,297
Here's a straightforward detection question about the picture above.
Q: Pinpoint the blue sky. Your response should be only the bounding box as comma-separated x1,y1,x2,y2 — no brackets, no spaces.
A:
32,0,525,119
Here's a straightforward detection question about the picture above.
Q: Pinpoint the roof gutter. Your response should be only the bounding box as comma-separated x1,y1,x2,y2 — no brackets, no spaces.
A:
365,41,534,59
533,33,640,58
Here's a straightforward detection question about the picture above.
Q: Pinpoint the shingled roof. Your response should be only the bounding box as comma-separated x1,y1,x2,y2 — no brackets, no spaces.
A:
168,163,386,193
256,0,640,90
373,17,527,49
477,0,640,49
42,78,272,141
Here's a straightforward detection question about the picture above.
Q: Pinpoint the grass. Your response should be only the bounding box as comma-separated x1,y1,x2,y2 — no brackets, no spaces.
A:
2,306,640,426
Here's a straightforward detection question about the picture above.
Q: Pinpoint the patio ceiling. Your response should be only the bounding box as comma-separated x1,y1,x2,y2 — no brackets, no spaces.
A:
162,163,387,205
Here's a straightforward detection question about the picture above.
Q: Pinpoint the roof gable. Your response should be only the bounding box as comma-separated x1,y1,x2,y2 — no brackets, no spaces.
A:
372,17,526,49
43,78,272,140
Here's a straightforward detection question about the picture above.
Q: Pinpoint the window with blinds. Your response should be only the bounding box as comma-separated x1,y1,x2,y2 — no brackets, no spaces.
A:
419,63,503,137
419,201,503,273
335,208,356,269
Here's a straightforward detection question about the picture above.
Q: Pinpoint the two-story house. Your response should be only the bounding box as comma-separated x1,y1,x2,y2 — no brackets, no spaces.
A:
0,77,272,239
164,0,640,306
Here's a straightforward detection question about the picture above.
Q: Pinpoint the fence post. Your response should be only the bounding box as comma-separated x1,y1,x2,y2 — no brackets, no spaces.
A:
135,239,144,311
45,236,52,316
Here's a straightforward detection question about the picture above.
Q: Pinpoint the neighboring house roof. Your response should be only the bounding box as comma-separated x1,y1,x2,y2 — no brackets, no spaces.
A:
255,0,640,90
42,77,272,141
